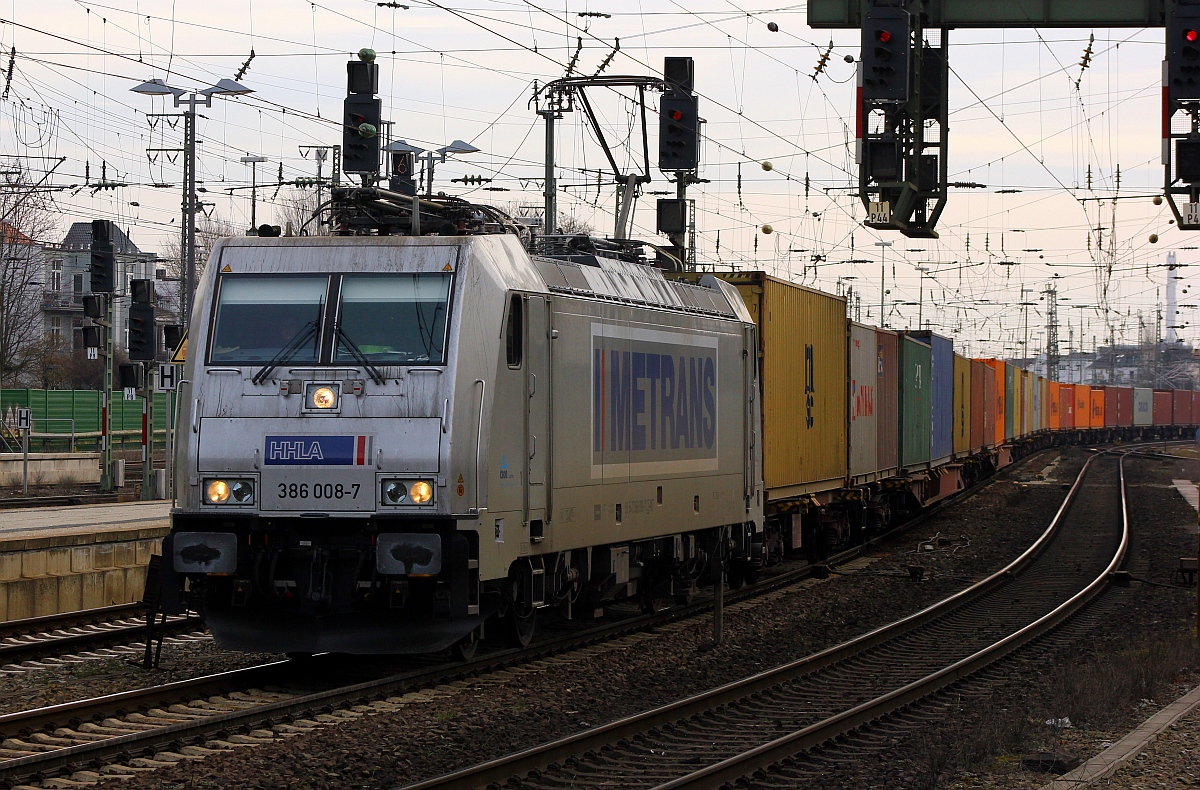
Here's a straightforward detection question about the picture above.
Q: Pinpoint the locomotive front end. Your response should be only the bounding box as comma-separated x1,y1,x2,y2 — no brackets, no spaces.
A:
164,236,490,655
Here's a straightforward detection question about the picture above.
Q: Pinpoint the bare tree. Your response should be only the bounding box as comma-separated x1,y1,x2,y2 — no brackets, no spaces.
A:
491,201,595,236
272,187,325,236
156,212,239,324
0,165,59,389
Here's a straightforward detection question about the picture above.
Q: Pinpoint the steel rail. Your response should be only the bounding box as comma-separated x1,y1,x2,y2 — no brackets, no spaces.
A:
399,451,1113,790
651,454,1130,789
0,445,1060,787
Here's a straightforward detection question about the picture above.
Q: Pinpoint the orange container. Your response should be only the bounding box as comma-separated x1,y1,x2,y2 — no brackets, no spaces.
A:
1090,387,1106,428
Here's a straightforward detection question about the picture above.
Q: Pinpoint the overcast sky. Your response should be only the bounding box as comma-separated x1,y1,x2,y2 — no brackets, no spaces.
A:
0,1,1184,359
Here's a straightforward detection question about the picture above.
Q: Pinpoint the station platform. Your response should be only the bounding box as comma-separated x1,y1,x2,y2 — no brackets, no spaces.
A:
0,501,172,622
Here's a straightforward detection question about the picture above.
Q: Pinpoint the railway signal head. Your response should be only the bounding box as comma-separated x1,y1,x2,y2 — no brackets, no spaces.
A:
128,302,157,361
89,220,115,295
861,7,911,102
658,92,701,171
1168,4,1200,102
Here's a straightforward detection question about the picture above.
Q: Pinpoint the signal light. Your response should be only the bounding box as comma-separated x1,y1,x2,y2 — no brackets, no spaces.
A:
1168,5,1200,101
860,7,911,101
658,92,700,171
128,302,156,361
89,220,115,295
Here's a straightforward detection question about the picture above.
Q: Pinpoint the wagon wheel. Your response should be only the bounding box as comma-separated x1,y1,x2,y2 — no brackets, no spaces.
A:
452,630,480,661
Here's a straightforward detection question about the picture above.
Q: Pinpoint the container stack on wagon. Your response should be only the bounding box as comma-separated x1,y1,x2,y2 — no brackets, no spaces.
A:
675,269,1200,560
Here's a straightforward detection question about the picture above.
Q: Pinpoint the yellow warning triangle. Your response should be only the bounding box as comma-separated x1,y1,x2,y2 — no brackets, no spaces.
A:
221,263,232,272
169,331,188,364
442,263,453,272
457,474,465,484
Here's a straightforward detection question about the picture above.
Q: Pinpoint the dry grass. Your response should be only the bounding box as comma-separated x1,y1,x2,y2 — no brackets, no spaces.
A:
1041,632,1200,729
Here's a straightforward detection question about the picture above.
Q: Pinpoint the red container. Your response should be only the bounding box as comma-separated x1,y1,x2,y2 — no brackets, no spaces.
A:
1059,384,1075,429
1116,387,1133,428
1193,390,1200,424
876,330,900,474
1103,386,1120,428
1153,390,1173,426
1173,389,1192,425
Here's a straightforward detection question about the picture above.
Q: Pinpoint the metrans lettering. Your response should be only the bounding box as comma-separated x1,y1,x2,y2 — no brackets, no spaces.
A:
264,435,373,466
590,324,719,478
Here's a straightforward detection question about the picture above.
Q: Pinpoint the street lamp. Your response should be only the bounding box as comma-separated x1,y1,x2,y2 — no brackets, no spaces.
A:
874,241,893,328
425,140,480,195
915,265,930,329
239,155,269,232
384,139,480,236
131,77,253,326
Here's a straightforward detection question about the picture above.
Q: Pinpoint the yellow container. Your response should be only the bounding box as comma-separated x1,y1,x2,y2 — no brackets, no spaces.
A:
720,272,849,498
952,354,971,455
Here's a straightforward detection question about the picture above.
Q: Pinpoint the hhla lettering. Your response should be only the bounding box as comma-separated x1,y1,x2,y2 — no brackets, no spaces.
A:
594,349,717,452
268,439,324,461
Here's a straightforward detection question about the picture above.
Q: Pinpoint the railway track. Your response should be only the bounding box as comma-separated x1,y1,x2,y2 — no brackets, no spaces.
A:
0,492,120,510
0,445,1067,786
0,605,204,671
402,449,1130,790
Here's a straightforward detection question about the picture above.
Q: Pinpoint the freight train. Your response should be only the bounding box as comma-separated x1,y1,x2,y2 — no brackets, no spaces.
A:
158,188,1199,658
674,270,1200,564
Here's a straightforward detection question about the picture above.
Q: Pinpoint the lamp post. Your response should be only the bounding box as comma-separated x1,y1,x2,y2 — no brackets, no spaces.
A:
916,265,930,329
240,155,269,232
131,78,253,327
429,140,480,195
874,241,893,328
384,139,480,235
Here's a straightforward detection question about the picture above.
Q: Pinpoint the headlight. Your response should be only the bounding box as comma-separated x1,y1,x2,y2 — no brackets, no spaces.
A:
311,386,337,409
409,480,433,504
206,480,230,504
230,480,255,504
205,478,255,505
382,480,408,504
380,479,434,506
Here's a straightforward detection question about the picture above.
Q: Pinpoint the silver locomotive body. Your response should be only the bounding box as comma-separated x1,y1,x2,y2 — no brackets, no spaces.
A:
164,234,762,654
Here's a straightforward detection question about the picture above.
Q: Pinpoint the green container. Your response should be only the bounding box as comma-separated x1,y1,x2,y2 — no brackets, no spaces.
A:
1004,365,1015,440
898,336,932,468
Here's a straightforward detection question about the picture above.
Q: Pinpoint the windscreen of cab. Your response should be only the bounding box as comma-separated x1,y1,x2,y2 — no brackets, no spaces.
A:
207,272,453,366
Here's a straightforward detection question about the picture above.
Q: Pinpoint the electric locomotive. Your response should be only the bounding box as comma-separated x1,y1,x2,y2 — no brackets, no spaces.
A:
160,190,764,656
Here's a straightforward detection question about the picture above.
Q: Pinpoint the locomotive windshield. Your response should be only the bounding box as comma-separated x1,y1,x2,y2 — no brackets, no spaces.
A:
334,274,452,364
209,276,327,364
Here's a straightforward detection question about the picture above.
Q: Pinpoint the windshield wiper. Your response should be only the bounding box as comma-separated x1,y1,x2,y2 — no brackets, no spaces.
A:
335,324,386,384
251,322,319,385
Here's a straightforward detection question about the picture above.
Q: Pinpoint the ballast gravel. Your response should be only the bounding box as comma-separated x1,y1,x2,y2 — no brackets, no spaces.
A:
96,448,1089,790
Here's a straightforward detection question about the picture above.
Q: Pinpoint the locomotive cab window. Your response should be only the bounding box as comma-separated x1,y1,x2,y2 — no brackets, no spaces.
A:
334,274,453,365
506,294,522,368
209,276,328,364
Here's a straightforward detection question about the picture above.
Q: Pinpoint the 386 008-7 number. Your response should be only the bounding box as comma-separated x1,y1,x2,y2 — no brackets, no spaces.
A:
277,482,361,500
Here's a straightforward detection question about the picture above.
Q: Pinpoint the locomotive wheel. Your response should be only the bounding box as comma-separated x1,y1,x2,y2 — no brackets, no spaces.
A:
502,606,537,648
499,563,539,648
452,631,480,661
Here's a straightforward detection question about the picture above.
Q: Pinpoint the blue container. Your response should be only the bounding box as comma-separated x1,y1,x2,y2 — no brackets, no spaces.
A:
906,331,953,465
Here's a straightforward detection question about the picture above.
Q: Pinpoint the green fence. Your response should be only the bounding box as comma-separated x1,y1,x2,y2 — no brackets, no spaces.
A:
0,389,177,452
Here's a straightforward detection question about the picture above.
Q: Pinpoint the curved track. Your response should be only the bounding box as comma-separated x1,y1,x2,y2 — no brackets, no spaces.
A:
0,446,1067,787
402,449,1129,790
